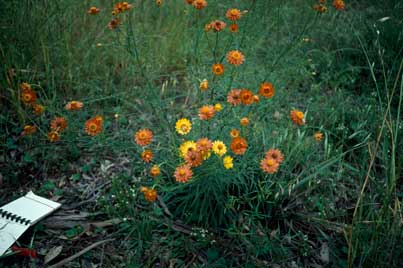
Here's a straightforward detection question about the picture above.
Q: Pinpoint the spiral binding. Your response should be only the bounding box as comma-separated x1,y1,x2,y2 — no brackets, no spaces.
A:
0,208,31,225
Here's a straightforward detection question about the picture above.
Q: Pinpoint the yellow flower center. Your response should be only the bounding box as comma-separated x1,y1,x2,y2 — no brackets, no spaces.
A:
89,123,97,131
267,159,275,166
179,169,186,176
231,9,238,15
296,111,304,119
23,94,31,101
232,52,240,59
181,124,188,132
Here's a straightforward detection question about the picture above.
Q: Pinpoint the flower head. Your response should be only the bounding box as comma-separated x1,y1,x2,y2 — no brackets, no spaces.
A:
20,82,31,91
174,165,193,183
196,137,212,152
48,131,60,142
230,129,240,138
175,118,192,135
85,116,103,136
229,24,239,33
212,63,224,76
209,20,226,32
230,137,248,155
150,165,161,177
314,131,324,141
135,129,153,146
108,18,121,30
87,7,100,14
223,156,233,169
140,187,157,202
240,89,254,105
313,4,327,13
240,117,249,126
265,149,284,164
290,109,305,126
198,105,215,120
226,50,244,66
184,150,203,167
179,141,197,158
33,104,45,115
21,88,37,105
227,89,242,106
214,103,222,112
260,157,279,174
21,125,37,136
141,150,153,163
50,117,68,132
226,9,242,21
193,0,207,9
200,79,208,91
65,101,84,111
332,0,345,10
212,140,227,156
259,82,275,98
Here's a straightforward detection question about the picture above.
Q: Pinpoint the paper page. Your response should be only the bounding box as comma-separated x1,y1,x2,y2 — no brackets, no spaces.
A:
1,191,61,225
0,219,30,255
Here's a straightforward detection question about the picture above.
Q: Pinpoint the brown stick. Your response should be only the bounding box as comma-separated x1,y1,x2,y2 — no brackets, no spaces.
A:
47,239,115,268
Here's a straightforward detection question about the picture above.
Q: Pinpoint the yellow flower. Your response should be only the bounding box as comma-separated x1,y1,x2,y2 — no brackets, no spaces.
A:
212,140,227,157
200,79,208,91
223,156,233,169
179,141,197,158
175,118,192,135
314,131,324,141
214,103,222,112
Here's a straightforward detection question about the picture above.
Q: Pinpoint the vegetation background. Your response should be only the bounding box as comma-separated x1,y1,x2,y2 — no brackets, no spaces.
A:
0,0,402,267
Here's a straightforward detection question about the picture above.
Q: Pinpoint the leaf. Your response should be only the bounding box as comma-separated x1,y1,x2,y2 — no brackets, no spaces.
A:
44,246,63,264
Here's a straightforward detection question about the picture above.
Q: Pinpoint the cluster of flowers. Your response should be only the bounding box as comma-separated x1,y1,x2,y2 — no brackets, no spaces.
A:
19,82,105,141
205,8,243,34
87,2,133,30
313,0,346,13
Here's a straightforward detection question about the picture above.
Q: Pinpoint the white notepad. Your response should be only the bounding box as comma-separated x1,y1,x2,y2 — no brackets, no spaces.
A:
0,191,61,256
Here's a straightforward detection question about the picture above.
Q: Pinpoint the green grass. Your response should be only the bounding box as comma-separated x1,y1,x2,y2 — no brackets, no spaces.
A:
0,0,402,267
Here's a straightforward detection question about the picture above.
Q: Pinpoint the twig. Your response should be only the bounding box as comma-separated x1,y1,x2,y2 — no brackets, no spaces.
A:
47,239,115,268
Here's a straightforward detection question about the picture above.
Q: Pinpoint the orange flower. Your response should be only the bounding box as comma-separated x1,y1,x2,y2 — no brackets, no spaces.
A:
85,116,103,136
174,165,193,183
259,82,275,98
260,157,279,174
265,149,284,164
21,125,37,136
240,117,249,126
184,150,203,167
230,129,240,138
186,0,194,4
113,2,132,14
212,63,224,76
230,137,248,155
48,131,60,142
156,0,162,6
227,89,241,106
50,117,68,132
87,7,100,14
33,104,44,115
140,187,157,202
226,50,244,66
199,79,208,91
198,105,215,120
290,109,305,126
314,131,324,141
229,24,239,33
65,101,84,111
196,137,212,152
193,0,207,9
240,89,254,105
141,150,153,163
150,165,161,177
209,20,226,32
135,129,153,146
108,18,121,30
21,89,37,105
20,82,31,91
332,0,345,10
313,4,327,13
226,9,242,21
